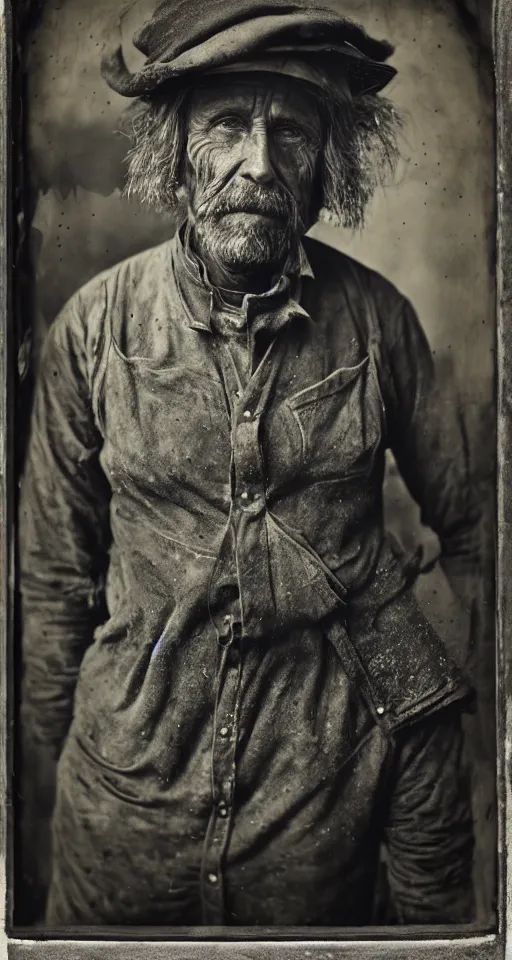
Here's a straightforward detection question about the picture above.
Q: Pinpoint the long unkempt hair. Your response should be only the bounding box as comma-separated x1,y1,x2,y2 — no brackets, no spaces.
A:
121,77,403,231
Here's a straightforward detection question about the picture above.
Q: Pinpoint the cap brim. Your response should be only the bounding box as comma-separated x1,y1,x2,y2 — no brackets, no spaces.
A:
101,10,396,98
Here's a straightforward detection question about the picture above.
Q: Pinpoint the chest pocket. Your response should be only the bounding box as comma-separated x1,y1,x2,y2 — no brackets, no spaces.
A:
285,355,382,482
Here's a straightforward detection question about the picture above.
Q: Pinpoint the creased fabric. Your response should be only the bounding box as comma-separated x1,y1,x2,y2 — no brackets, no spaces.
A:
101,0,396,99
20,232,478,925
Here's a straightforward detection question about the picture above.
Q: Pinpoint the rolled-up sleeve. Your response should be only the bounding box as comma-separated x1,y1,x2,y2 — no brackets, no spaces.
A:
19,291,110,753
385,708,475,924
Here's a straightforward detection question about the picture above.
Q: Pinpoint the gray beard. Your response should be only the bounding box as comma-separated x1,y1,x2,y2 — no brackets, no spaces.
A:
194,212,296,279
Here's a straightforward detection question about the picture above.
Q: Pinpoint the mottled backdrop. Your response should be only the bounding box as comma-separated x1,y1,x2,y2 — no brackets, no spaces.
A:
15,0,496,927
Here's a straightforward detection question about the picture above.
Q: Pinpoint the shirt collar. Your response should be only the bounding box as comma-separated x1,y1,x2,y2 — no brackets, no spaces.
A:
297,242,315,281
174,220,314,334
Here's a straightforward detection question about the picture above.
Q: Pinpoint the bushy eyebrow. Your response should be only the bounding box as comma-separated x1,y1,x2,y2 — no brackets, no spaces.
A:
190,95,322,138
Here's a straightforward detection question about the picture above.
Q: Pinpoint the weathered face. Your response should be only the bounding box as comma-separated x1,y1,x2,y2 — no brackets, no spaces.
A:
184,75,323,282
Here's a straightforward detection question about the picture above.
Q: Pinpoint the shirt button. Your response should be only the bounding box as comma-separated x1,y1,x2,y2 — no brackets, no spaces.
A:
240,491,249,500
376,706,385,715
219,727,230,738
208,873,218,885
218,802,229,818
243,410,252,419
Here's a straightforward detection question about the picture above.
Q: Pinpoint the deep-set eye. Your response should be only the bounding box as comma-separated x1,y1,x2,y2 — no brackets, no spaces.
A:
212,114,246,134
274,124,308,145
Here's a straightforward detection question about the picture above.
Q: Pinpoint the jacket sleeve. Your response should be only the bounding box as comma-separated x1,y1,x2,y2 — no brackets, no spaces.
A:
19,288,111,756
379,295,482,600
384,708,475,924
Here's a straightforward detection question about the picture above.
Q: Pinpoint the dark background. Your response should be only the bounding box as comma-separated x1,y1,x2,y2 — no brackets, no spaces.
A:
12,0,496,928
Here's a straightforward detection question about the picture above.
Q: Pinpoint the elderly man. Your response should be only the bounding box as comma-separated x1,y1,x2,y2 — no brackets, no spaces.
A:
20,0,479,929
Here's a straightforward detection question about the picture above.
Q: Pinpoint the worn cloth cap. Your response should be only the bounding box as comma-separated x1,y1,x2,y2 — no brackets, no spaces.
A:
101,0,397,98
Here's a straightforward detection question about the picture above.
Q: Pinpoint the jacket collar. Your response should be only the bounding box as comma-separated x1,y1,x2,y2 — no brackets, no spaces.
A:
172,220,314,335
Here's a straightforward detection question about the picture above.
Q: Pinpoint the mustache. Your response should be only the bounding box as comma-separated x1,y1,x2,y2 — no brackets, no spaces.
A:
198,182,298,225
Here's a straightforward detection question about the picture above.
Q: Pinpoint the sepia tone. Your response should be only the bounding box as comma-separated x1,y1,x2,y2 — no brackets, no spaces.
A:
5,0,500,942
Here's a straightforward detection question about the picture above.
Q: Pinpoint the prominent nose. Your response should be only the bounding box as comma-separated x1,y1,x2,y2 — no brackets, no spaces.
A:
240,126,274,185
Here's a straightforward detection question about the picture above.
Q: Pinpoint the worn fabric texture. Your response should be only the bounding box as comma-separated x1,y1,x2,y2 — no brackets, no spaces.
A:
20,230,478,925
101,0,396,98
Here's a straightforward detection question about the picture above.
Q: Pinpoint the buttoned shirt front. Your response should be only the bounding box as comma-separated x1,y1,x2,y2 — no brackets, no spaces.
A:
20,227,477,927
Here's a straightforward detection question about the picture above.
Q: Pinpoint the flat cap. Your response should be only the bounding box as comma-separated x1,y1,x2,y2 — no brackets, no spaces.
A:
101,0,397,98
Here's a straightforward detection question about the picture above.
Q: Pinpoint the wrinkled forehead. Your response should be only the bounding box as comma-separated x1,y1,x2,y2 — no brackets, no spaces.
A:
187,73,323,127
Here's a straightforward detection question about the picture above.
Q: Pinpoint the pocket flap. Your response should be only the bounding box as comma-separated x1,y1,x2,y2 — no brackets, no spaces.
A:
287,356,369,410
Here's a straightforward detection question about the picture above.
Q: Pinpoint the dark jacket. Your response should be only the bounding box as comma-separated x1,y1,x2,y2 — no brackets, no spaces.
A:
20,231,476,926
